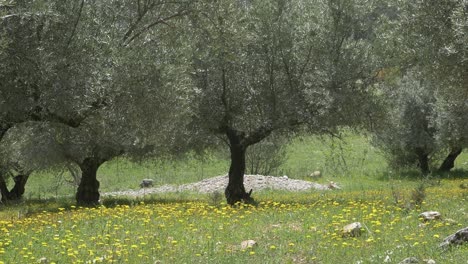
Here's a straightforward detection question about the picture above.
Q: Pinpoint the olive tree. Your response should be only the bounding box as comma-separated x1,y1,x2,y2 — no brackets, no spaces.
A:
0,0,105,202
0,0,192,204
373,0,468,173
371,72,438,175
187,0,381,204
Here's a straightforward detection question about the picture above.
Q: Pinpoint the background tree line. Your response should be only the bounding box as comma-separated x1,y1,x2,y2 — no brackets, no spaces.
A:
0,0,466,205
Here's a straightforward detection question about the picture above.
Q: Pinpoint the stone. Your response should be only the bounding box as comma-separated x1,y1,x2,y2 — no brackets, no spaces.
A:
439,226,468,248
140,179,154,188
38,257,48,264
399,257,419,264
423,259,436,264
328,181,341,190
282,175,289,179
309,171,321,178
419,211,441,221
343,222,362,237
384,255,391,263
240,240,257,249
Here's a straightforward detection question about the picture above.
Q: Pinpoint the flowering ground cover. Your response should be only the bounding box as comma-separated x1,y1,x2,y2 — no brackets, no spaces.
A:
0,179,466,263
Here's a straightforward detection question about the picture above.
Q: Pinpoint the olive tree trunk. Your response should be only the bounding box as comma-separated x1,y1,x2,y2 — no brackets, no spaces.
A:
224,130,255,205
0,174,30,203
415,148,430,176
0,175,10,203
225,143,251,205
76,157,105,206
438,147,462,172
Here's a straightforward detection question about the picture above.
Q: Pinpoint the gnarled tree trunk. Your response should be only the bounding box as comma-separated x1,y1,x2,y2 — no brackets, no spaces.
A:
9,174,29,200
76,157,105,206
225,130,254,205
415,148,430,176
438,147,462,172
0,175,10,203
0,173,30,203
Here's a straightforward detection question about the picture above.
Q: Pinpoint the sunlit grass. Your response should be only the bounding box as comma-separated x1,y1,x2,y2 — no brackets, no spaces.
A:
1,133,467,263
0,180,467,263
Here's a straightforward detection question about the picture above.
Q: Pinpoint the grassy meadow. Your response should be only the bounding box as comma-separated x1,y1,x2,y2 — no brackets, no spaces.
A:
0,134,467,263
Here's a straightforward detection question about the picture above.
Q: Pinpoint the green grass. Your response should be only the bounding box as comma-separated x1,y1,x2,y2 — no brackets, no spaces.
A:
1,133,467,263
15,132,468,199
0,185,467,263
22,151,229,199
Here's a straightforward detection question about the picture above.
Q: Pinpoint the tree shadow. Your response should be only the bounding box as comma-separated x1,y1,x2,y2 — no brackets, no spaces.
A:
377,168,468,181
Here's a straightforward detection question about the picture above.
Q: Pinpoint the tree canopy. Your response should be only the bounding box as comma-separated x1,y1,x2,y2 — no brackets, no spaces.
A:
0,0,466,204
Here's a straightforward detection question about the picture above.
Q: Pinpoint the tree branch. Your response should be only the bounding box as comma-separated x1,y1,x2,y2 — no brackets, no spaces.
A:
123,10,189,46
66,0,85,48
243,124,274,147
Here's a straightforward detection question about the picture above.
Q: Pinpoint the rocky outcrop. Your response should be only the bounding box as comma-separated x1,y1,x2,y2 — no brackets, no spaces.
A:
439,227,468,249
106,174,332,197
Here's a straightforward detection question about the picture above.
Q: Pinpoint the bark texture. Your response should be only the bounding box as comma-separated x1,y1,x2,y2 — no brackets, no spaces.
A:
224,129,256,205
0,174,29,203
415,148,430,175
438,147,462,172
76,157,104,206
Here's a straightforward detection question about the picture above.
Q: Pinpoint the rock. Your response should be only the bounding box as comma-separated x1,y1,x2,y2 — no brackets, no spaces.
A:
423,259,436,264
399,257,419,264
105,174,331,197
140,179,154,188
439,226,468,248
240,240,257,249
343,222,362,237
309,171,321,178
419,211,441,221
38,257,48,264
384,255,391,262
282,175,289,179
328,181,341,190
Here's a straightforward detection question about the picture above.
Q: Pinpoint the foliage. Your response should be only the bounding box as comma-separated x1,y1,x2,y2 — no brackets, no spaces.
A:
371,72,438,171
245,134,287,176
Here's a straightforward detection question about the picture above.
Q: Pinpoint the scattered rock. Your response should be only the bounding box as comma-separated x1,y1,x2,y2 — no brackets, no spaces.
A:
419,211,441,221
423,259,436,264
343,222,362,237
240,240,257,249
140,179,154,188
399,257,419,264
328,181,341,190
309,171,321,178
439,226,468,249
282,175,289,179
